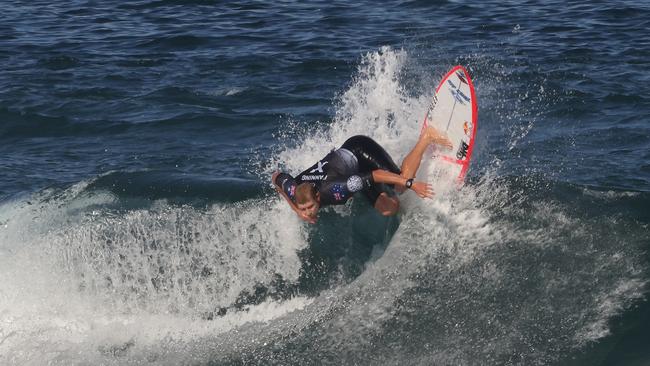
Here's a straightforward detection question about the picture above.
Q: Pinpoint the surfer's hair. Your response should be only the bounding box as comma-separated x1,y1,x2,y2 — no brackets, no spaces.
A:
295,183,317,204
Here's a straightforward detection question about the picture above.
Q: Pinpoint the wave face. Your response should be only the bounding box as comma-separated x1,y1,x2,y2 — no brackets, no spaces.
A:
2,1,650,365
1,47,648,365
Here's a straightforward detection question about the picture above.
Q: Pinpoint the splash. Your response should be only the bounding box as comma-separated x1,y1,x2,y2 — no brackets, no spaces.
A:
255,46,647,365
269,46,429,177
0,178,310,364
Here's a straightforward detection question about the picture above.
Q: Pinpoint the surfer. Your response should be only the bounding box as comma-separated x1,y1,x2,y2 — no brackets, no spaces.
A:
272,126,452,223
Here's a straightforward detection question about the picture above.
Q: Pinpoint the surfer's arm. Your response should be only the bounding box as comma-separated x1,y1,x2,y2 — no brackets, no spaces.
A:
371,169,434,198
371,170,408,186
271,171,300,212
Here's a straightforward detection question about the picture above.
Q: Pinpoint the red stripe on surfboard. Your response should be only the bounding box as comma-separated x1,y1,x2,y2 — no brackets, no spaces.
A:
459,65,478,181
440,155,465,165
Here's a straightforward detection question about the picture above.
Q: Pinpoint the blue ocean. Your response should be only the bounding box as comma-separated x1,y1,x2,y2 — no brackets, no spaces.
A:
1,1,649,365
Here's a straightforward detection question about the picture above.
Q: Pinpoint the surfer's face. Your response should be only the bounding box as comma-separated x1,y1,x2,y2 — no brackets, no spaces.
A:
296,196,319,220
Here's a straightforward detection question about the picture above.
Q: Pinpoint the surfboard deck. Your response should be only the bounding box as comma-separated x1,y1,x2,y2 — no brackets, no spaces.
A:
421,65,478,184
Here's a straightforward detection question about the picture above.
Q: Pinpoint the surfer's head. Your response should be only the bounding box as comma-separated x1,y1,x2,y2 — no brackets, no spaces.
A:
295,183,320,219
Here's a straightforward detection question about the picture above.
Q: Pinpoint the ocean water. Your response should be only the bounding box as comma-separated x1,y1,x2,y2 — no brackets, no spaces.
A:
1,1,649,365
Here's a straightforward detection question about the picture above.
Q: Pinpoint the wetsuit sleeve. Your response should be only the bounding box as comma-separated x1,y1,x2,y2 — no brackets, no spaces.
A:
359,172,374,189
274,172,298,202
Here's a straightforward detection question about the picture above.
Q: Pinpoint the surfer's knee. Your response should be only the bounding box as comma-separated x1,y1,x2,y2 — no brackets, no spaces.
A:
375,193,399,216
384,198,399,216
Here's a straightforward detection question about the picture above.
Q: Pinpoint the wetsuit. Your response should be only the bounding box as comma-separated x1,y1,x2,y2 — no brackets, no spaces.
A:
275,135,401,206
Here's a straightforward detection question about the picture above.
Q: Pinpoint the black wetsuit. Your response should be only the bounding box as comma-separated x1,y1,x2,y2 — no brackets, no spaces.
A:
275,135,401,206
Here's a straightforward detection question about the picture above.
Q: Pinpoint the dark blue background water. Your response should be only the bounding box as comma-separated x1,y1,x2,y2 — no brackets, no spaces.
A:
1,1,649,365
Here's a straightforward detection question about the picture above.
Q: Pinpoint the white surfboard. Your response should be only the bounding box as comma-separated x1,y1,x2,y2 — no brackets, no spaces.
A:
421,65,478,184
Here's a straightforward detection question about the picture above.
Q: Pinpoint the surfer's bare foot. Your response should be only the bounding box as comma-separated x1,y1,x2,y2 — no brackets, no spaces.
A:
422,126,453,150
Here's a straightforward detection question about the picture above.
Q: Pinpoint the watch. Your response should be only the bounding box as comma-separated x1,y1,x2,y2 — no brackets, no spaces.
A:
405,178,414,189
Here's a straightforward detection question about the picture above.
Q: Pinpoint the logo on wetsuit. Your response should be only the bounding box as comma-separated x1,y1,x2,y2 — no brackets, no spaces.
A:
302,160,328,181
310,161,328,173
301,174,327,181
331,184,345,201
346,175,363,192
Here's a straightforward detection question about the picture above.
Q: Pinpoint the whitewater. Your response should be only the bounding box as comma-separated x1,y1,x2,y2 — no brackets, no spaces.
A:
1,47,646,365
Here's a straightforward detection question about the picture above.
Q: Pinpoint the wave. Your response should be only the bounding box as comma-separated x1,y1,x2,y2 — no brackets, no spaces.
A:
1,47,647,365
86,170,261,203
0,107,126,140
0,177,310,363
0,106,258,141
136,34,211,51
36,54,81,70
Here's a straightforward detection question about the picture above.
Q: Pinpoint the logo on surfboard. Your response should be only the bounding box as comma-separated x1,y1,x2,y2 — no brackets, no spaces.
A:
456,140,469,160
426,94,438,122
463,121,472,136
456,71,468,85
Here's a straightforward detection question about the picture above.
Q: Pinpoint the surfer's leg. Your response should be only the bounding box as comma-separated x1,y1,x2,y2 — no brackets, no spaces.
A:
363,183,399,216
342,135,402,215
341,135,400,174
374,192,399,216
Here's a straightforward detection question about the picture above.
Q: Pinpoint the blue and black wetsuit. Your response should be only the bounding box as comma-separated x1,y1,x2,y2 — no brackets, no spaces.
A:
275,135,401,206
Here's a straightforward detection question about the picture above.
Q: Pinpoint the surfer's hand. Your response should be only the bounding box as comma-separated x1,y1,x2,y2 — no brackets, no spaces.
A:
422,126,453,150
430,131,453,150
435,135,453,150
411,181,434,199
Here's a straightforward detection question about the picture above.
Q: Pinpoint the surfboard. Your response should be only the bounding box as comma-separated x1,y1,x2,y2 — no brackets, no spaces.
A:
421,65,478,183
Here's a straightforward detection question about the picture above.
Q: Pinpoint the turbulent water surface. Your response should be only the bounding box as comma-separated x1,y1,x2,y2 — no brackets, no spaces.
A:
1,1,649,365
